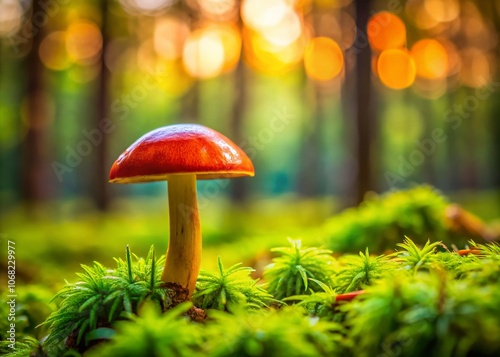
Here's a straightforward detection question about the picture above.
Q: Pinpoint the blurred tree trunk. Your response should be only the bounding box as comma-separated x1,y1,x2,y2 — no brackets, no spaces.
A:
460,88,479,189
297,79,323,197
92,0,111,211
22,0,52,206
297,4,323,198
340,55,356,208
229,60,249,203
181,0,199,123
488,1,500,197
229,11,249,204
353,0,376,204
419,97,436,184
444,90,462,191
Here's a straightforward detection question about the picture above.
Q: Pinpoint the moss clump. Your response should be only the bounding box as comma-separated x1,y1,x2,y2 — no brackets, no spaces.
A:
193,257,273,311
322,185,472,253
264,238,337,300
41,246,167,353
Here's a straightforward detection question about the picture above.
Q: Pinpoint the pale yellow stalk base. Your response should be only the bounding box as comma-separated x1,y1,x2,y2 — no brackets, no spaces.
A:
161,174,201,297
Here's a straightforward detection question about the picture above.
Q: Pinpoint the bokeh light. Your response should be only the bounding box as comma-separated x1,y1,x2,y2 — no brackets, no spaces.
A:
243,28,305,75
317,12,357,50
214,25,242,72
242,0,302,49
411,39,448,79
458,48,491,88
424,0,459,23
183,28,226,79
304,37,344,81
137,39,158,72
241,0,288,32
261,6,302,48
368,11,406,52
197,0,238,19
413,77,447,99
40,32,71,71
439,39,461,76
377,49,416,89
154,16,190,60
66,21,103,66
315,0,352,9
241,0,305,75
0,0,23,36
412,5,440,30
461,3,496,51
119,0,176,15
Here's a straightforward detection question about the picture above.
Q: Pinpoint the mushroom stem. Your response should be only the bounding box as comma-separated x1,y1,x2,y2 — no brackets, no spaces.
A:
161,174,201,297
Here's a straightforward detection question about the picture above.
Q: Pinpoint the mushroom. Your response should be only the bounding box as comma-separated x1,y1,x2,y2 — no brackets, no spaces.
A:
109,124,254,297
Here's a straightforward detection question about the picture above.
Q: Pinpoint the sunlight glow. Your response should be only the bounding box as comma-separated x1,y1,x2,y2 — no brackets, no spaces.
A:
197,0,237,18
458,48,491,88
183,28,226,79
241,0,289,31
439,39,461,76
424,0,459,23
66,21,102,65
0,0,23,36
304,37,344,81
377,49,416,89
261,6,302,48
40,32,71,71
241,0,304,74
411,39,448,79
242,0,302,49
244,29,304,75
154,17,189,60
215,25,242,72
137,39,157,72
119,0,176,15
368,11,406,52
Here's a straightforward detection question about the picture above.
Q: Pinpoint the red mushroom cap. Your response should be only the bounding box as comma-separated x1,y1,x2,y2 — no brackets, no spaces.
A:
109,124,255,183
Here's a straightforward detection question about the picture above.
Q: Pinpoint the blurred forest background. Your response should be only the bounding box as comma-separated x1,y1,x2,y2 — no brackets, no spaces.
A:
0,0,500,277
1,0,500,207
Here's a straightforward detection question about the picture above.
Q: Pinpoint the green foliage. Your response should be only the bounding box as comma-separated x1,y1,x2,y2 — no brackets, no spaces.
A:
471,240,500,260
334,249,394,293
0,336,40,357
430,248,477,275
323,186,452,253
343,269,500,357
394,238,443,272
454,241,500,285
193,257,273,310
87,302,203,357
264,239,337,300
343,271,433,356
0,285,54,343
206,307,347,357
14,236,500,357
42,246,166,352
285,279,339,319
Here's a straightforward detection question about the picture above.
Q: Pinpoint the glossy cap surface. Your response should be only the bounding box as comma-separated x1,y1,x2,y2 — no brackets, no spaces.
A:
109,124,255,183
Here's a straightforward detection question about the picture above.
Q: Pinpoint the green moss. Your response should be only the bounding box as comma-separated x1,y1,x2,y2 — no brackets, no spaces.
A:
42,246,167,352
264,239,337,300
8,210,500,357
193,257,273,311
323,186,459,253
